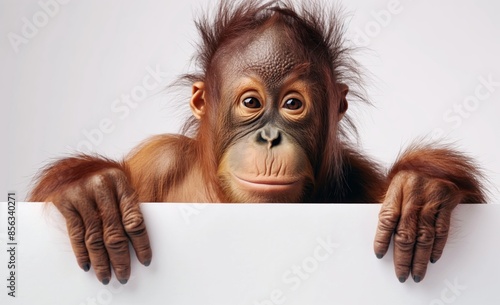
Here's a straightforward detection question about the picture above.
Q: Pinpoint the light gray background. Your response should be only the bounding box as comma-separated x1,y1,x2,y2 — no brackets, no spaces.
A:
1,0,499,201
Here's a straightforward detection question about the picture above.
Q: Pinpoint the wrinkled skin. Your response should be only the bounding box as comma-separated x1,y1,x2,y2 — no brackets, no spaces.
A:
213,24,317,203
375,171,462,283
47,168,152,285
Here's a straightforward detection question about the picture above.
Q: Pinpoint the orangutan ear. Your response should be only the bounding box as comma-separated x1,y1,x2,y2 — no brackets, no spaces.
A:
337,83,349,121
190,82,206,119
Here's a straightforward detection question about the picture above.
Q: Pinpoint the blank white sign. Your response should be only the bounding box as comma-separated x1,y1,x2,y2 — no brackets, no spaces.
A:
1,203,499,305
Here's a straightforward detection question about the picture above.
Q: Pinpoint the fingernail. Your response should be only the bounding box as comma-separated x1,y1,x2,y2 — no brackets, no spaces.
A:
82,263,90,272
430,258,438,264
102,278,110,285
143,259,151,267
413,275,421,283
398,276,407,283
119,278,128,285
376,253,384,259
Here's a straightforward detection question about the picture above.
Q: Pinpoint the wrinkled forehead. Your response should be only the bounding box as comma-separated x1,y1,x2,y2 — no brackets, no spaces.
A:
218,25,304,88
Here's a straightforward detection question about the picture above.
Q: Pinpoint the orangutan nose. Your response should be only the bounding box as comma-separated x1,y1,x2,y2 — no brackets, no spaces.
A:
256,126,282,149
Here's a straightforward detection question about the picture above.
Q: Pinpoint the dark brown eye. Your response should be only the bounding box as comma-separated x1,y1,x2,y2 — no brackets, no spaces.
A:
243,97,262,109
283,98,303,110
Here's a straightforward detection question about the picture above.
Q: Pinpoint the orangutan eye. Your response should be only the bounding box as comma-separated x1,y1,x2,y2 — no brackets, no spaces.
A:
243,97,262,109
283,98,303,110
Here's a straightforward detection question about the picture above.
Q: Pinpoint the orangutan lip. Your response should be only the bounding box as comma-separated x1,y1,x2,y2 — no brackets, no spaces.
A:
233,174,300,188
